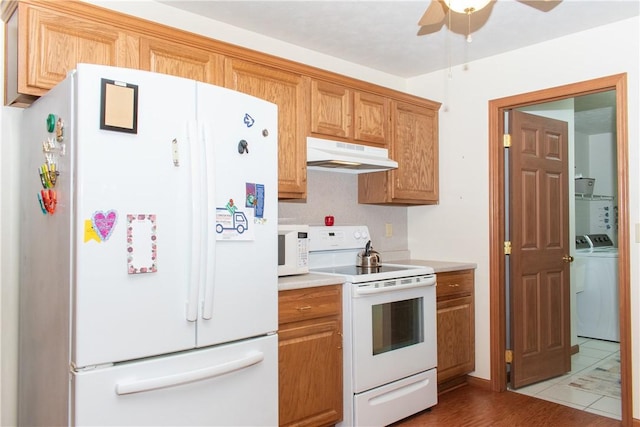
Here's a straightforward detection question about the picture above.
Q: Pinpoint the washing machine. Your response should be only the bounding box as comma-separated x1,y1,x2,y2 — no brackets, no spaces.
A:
575,234,619,342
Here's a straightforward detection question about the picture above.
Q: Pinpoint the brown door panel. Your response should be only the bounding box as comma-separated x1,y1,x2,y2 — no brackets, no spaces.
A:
509,110,571,389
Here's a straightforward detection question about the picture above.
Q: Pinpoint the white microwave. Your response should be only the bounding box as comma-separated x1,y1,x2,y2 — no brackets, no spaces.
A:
278,225,309,277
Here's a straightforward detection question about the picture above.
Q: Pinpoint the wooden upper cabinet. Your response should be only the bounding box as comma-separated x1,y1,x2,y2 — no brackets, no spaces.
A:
353,91,389,146
310,80,352,139
309,79,390,148
225,59,308,200
5,1,138,105
358,100,439,205
139,37,224,86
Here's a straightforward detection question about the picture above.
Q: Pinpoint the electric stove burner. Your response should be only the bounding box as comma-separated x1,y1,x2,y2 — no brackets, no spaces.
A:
311,264,419,276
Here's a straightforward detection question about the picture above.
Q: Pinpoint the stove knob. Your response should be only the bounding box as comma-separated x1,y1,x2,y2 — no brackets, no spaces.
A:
361,230,369,240
354,231,361,239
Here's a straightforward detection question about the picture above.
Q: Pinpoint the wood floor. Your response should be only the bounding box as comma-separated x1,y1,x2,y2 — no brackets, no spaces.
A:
392,385,620,427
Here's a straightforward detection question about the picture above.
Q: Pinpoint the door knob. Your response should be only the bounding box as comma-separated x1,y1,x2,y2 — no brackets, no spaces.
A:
563,255,574,263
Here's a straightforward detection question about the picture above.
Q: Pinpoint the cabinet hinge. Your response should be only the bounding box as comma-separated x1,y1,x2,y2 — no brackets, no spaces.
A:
503,134,511,148
504,241,512,255
505,349,513,363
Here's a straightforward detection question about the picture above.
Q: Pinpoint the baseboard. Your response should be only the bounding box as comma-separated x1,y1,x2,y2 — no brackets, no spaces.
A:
571,344,579,355
633,417,640,426
466,375,492,391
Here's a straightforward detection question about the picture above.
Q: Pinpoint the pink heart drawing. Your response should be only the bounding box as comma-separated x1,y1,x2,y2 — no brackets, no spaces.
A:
92,210,117,241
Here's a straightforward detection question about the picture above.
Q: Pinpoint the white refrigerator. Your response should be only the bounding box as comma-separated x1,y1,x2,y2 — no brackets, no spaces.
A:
18,64,279,426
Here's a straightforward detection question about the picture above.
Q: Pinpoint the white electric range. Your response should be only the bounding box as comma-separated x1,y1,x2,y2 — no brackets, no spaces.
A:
308,225,438,427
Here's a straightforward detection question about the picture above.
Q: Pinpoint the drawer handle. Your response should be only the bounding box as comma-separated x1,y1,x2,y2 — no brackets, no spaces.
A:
296,305,312,311
448,283,460,288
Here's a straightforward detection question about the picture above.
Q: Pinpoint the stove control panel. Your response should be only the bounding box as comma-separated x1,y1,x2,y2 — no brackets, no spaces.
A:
309,225,371,251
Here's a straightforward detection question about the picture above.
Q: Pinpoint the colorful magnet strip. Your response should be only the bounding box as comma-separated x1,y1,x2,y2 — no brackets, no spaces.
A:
39,189,57,215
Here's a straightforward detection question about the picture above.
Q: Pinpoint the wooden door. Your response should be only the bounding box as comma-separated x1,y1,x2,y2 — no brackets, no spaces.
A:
509,110,571,388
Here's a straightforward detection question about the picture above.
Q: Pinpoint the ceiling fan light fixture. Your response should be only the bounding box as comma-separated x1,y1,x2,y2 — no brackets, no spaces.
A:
444,0,492,14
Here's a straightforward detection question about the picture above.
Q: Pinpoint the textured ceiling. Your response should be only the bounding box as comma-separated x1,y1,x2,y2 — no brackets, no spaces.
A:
157,0,634,134
157,0,639,78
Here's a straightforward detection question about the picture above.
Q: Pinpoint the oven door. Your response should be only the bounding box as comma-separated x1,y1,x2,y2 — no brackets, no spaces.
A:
351,278,437,393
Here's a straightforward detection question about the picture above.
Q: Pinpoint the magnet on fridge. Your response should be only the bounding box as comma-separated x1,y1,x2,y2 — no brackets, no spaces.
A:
243,113,255,128
55,118,64,142
36,192,47,215
46,114,56,133
39,163,59,189
255,184,265,219
91,210,117,242
84,219,102,243
40,189,57,215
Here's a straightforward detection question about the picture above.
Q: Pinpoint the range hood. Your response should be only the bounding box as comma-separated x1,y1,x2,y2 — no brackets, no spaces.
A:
306,137,398,174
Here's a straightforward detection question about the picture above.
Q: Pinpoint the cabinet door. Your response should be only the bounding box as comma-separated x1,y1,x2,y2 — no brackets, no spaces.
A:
225,59,308,199
354,91,390,146
139,37,224,86
358,100,439,205
390,100,438,203
310,80,352,139
436,295,474,385
17,3,138,98
278,317,343,427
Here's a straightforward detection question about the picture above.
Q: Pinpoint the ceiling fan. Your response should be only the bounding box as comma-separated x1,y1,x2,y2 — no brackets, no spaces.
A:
418,0,562,40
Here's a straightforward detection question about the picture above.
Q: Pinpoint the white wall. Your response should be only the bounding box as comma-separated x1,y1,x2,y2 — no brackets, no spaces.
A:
406,17,640,418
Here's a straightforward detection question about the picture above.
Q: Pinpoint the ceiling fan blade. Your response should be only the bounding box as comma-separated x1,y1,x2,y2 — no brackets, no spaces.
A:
418,0,446,26
417,21,446,36
517,0,562,12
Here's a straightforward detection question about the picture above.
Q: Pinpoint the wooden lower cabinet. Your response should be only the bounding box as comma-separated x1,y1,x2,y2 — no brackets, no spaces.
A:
278,285,343,427
436,269,475,393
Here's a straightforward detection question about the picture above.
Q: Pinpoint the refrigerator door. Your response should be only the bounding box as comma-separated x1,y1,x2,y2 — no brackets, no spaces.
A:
73,334,278,426
195,84,278,347
73,65,199,367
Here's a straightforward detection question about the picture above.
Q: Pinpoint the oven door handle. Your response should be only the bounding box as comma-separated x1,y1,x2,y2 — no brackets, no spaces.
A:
354,276,436,296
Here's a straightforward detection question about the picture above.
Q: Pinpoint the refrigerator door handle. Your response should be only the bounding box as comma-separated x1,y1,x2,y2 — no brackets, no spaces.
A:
201,123,216,320
115,351,265,395
186,121,204,322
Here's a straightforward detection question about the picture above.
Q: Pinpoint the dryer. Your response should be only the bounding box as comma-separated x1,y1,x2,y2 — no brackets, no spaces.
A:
575,234,619,342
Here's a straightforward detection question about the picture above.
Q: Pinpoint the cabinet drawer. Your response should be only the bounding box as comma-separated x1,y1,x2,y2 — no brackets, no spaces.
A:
436,270,474,299
279,285,341,325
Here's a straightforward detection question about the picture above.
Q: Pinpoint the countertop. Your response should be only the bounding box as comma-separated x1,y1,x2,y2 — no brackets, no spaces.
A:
278,259,476,291
392,259,477,273
278,273,346,291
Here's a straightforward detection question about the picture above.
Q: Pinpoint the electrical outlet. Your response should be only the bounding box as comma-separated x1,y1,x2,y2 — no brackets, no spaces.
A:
385,223,393,237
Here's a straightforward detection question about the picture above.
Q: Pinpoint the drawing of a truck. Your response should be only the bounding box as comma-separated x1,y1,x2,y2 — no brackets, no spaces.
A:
215,209,248,234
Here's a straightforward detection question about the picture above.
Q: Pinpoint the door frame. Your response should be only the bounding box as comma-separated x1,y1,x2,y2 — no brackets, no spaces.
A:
488,74,631,424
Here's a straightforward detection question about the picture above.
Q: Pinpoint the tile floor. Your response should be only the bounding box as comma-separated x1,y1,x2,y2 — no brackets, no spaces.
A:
509,337,621,420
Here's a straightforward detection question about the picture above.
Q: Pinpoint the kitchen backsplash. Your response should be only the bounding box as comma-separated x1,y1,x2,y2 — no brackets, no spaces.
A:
278,170,408,256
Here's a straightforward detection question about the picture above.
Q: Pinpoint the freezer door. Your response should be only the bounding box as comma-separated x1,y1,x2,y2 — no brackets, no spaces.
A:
73,334,278,426
73,65,199,367
195,83,279,347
